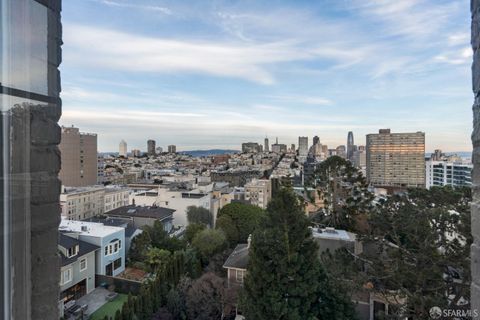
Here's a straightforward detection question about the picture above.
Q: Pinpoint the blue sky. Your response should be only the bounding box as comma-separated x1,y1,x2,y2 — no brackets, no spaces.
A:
60,0,472,152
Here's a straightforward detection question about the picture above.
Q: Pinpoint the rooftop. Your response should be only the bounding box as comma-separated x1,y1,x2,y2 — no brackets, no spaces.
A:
106,205,175,220
223,244,249,270
311,227,355,242
59,219,125,237
58,233,100,267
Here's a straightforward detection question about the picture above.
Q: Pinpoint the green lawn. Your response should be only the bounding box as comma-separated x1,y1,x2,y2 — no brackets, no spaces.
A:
89,293,128,320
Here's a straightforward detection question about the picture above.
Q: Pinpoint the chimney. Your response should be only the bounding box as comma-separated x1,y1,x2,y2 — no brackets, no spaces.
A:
247,234,252,249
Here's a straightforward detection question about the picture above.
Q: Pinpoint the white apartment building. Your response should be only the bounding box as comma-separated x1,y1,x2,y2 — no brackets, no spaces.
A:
104,186,130,213
244,179,272,209
426,160,472,189
60,186,106,220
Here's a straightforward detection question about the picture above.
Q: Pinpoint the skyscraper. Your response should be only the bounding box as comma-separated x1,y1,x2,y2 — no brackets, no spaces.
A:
366,129,425,189
313,135,320,145
298,136,308,161
168,145,177,153
147,139,156,156
59,126,98,186
119,139,127,157
347,131,354,160
264,137,270,152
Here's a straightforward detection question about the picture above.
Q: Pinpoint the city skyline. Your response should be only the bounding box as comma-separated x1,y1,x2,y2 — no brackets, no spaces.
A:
60,0,471,152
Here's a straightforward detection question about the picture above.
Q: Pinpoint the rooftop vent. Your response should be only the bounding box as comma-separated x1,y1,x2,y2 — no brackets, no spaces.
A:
324,227,337,234
81,225,88,232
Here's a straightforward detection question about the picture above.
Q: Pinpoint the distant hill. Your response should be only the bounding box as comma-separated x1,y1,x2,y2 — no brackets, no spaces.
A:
179,149,240,157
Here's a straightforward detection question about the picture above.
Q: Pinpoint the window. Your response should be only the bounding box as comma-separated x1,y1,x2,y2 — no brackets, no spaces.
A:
104,239,121,256
236,269,244,283
113,258,122,270
67,245,79,258
80,258,87,272
61,268,72,285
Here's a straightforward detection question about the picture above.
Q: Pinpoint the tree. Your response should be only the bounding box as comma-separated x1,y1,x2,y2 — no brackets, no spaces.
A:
147,221,186,252
186,206,213,227
146,248,171,273
185,273,226,320
128,230,152,263
241,188,356,320
358,186,472,318
185,223,206,244
309,156,373,231
191,229,227,263
215,202,265,246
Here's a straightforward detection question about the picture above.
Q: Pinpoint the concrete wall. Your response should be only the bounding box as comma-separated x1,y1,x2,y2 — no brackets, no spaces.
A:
472,0,480,312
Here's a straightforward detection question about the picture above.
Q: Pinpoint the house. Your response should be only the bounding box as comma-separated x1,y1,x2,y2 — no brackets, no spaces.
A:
59,219,126,277
311,227,362,255
83,216,143,253
223,237,250,288
105,204,174,232
58,233,98,317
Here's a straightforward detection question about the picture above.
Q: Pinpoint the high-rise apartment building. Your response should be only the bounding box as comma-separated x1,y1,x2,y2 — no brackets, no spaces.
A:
347,131,354,160
147,139,156,156
366,129,425,188
298,136,309,161
291,144,296,152
119,139,127,157
59,126,98,187
132,149,142,157
264,137,269,152
168,145,177,153
426,160,472,189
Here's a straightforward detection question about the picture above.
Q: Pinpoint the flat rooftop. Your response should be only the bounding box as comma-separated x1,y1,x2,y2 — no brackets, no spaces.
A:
311,227,355,242
59,218,124,237
107,205,175,220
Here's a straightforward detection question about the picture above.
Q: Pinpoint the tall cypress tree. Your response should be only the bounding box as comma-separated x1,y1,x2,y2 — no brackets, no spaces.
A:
241,188,355,320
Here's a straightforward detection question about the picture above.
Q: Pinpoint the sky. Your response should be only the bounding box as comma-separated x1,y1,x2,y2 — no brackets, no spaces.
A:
60,0,473,152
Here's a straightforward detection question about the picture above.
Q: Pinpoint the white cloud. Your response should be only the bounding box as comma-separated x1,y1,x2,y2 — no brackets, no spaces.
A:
434,47,472,65
98,0,172,15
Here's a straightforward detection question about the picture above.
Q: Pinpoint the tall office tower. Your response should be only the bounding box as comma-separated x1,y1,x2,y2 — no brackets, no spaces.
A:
313,135,320,145
366,129,425,189
168,145,177,153
291,144,296,152
264,137,269,152
298,136,309,161
59,126,98,187
347,131,354,160
1,0,63,318
431,149,444,161
147,139,156,156
156,146,163,154
119,139,127,157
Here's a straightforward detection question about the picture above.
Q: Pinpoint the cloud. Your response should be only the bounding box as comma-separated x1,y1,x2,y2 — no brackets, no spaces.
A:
98,0,172,15
434,47,472,65
63,23,374,84
268,95,332,106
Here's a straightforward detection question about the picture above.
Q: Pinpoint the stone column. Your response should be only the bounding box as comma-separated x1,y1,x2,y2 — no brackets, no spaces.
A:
471,0,480,313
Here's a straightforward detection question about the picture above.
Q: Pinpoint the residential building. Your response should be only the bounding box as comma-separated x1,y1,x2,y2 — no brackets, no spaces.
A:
290,144,296,152
60,186,105,220
106,204,174,231
366,129,425,189
271,142,287,154
242,142,260,153
147,139,156,156
132,149,142,157
119,140,127,157
302,154,319,186
311,227,361,255
59,126,98,187
264,137,270,152
104,186,130,213
352,146,367,175
168,145,177,153
426,160,472,189
244,179,272,209
59,219,126,277
156,147,163,154
223,238,250,288
58,233,98,317
97,154,105,184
